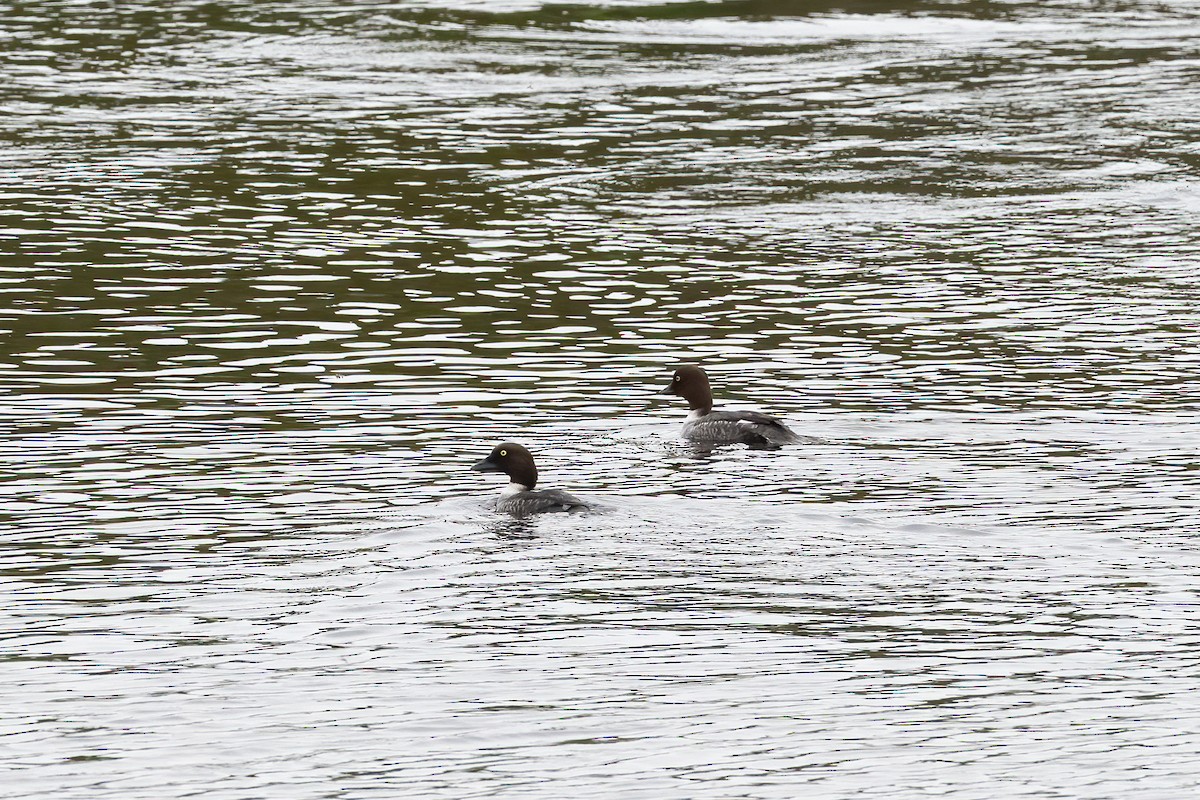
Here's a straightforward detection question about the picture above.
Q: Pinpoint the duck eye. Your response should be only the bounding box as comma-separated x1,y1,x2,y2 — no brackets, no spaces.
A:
673,375,680,382
499,449,507,456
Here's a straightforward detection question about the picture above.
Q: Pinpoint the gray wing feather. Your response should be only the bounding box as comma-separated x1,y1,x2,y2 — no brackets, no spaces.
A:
685,410,799,445
498,489,589,515
535,489,588,511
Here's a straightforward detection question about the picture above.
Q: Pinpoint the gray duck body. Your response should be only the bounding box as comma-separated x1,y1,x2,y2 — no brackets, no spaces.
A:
665,365,799,447
472,442,588,516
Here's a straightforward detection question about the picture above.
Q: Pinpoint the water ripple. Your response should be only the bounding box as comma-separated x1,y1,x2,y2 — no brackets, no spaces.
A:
5,0,1200,797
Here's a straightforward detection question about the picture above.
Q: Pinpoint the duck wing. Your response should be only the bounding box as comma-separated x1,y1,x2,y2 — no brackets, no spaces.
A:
499,489,588,516
711,410,800,445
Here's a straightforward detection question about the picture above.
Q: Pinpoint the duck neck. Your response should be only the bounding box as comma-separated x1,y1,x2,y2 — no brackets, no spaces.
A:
508,462,538,491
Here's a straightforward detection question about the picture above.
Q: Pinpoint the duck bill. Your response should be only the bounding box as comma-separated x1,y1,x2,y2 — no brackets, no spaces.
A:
471,458,501,472
660,384,678,395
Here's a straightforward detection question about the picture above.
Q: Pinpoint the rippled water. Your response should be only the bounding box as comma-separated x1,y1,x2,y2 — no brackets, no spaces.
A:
5,0,1200,797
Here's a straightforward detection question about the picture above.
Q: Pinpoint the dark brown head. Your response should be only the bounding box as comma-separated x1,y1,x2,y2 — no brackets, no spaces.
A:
662,365,714,413
471,442,538,489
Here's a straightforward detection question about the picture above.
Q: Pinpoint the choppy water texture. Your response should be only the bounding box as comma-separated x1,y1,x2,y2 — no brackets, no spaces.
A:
4,0,1200,797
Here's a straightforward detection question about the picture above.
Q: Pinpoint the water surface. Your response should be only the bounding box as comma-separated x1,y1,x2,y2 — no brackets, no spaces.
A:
4,0,1200,797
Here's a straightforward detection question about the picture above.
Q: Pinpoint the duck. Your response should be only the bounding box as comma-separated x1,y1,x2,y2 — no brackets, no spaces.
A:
662,365,799,447
471,442,589,515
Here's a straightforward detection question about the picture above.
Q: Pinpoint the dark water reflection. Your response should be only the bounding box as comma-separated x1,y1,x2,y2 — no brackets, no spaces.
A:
4,0,1200,797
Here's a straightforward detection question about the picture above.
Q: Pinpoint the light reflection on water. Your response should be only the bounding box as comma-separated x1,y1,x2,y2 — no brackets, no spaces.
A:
9,500,1200,798
4,0,1200,797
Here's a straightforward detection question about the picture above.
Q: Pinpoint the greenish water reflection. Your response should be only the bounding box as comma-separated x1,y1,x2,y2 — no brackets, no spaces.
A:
4,2,1200,798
